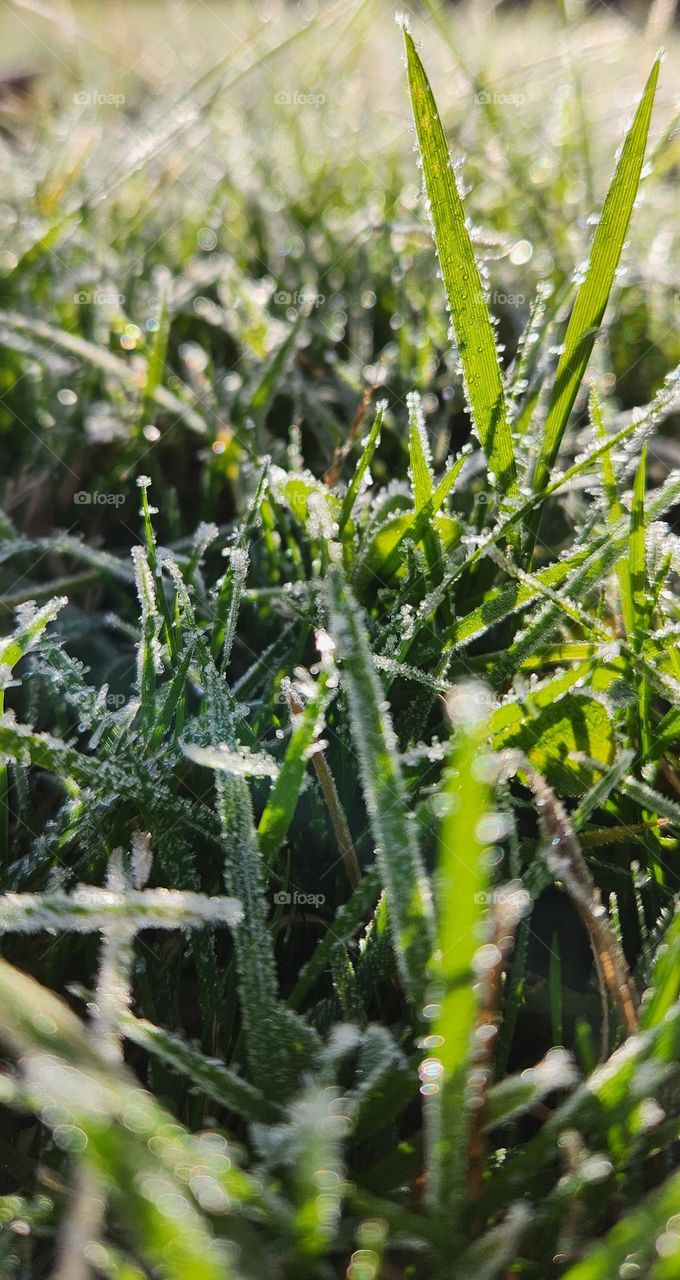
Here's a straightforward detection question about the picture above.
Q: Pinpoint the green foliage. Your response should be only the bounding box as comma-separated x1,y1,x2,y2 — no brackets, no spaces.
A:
0,4,679,1277
403,28,517,499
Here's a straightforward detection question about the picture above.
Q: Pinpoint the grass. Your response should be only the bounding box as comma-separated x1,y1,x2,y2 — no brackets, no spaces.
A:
0,0,679,1276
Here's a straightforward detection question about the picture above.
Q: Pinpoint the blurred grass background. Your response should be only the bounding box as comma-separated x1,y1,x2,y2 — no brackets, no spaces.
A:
1,0,679,556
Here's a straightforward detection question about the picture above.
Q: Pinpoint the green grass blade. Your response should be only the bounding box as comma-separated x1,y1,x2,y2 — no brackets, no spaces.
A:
377,452,466,584
121,1013,283,1124
288,868,382,1009
531,59,660,498
338,400,385,536
629,444,649,645
408,391,440,576
326,571,434,1004
258,670,331,867
424,684,492,1224
442,542,593,652
403,28,517,497
640,907,680,1030
408,390,434,509
561,1170,680,1279
571,750,636,830
215,773,320,1095
131,546,163,738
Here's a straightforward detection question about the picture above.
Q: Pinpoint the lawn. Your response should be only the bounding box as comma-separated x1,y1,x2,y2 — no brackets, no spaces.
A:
0,1,679,1276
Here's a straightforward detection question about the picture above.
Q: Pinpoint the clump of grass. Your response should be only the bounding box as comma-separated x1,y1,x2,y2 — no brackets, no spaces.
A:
0,3,679,1277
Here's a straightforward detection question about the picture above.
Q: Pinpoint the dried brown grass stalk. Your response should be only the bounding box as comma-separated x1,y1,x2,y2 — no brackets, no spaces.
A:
288,691,361,889
521,761,639,1039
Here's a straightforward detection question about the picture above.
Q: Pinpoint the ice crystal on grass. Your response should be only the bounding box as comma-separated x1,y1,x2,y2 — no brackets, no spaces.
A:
0,10,679,1277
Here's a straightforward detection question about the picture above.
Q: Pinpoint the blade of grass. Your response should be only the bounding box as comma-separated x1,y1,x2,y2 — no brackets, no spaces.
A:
325,570,434,1005
628,446,652,763
424,683,493,1231
120,1012,283,1124
376,452,466,585
529,59,660,509
407,391,440,578
561,1170,680,1279
258,671,331,868
337,400,385,536
402,26,517,498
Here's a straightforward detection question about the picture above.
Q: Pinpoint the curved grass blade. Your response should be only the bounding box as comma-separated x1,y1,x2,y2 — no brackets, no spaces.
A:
403,28,517,497
325,571,434,1004
530,59,660,501
121,1013,283,1124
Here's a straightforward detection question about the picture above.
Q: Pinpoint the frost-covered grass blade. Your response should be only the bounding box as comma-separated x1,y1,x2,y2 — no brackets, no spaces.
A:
403,28,517,497
530,59,660,503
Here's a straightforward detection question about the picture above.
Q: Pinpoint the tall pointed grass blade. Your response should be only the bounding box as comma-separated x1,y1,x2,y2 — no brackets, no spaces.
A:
408,391,440,577
338,401,385,535
424,683,493,1225
639,907,680,1030
403,29,517,497
214,773,320,1094
258,671,331,867
531,59,660,500
325,571,434,1004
